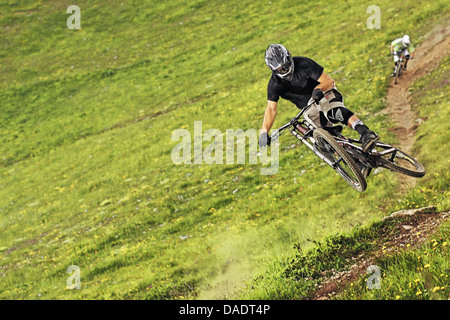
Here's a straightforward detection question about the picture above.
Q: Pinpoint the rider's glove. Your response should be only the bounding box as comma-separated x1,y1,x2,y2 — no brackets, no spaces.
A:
259,132,271,148
312,89,325,102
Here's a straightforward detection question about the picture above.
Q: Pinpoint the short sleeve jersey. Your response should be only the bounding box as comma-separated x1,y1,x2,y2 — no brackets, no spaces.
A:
267,56,324,108
391,38,415,53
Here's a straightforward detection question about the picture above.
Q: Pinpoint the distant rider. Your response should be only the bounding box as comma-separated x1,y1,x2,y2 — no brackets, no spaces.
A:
390,35,415,76
259,44,379,153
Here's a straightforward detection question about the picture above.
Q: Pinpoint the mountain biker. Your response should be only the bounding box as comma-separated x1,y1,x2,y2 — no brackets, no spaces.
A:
390,35,415,76
259,44,379,153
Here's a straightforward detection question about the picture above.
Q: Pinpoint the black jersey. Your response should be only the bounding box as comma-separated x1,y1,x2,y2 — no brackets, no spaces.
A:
267,56,324,108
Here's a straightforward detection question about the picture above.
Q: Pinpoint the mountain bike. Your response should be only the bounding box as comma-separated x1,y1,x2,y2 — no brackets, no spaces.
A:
270,100,426,192
393,51,406,84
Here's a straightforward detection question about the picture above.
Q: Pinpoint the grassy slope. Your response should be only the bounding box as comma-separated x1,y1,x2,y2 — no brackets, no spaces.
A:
0,0,448,299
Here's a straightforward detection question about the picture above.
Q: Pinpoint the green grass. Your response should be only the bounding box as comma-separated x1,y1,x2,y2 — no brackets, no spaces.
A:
0,0,449,300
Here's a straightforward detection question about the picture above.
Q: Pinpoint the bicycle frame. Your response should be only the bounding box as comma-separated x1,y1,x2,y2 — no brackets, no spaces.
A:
271,101,402,172
332,134,397,170
271,93,425,187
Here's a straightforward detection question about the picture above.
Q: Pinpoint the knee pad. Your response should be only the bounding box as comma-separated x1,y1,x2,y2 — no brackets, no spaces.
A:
316,89,354,126
326,107,354,125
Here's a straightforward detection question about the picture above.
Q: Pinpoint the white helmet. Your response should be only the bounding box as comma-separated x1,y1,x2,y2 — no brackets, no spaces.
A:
402,35,410,46
265,44,294,81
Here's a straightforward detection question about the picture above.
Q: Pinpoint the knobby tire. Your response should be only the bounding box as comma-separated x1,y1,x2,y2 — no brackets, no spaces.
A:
313,128,367,192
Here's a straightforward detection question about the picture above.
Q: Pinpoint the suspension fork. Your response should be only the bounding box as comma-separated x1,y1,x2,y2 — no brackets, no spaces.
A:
289,123,337,167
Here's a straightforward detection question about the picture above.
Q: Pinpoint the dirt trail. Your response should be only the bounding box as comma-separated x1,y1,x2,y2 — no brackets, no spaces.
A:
385,23,450,190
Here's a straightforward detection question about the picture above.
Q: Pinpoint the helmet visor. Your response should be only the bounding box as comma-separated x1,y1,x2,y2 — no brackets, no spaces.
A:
275,57,294,81
276,61,292,74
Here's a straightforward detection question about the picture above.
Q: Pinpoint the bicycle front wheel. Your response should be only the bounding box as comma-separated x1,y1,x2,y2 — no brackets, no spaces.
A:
394,63,402,84
313,128,367,192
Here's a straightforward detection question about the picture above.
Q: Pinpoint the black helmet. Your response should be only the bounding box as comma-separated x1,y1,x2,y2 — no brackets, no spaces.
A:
265,44,294,81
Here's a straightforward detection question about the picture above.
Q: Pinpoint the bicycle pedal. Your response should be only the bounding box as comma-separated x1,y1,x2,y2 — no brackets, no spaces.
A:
361,135,380,153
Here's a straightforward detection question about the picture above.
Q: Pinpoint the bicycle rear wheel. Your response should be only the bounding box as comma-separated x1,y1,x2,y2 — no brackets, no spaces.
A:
313,128,367,192
373,146,425,177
